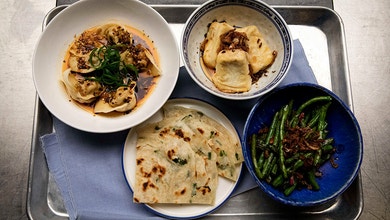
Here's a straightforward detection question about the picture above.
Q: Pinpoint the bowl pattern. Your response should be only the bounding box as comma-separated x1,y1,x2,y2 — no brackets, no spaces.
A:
182,0,293,100
243,83,363,206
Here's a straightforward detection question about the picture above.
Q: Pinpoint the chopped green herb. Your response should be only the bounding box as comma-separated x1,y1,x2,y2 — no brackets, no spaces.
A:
196,111,204,117
172,157,188,165
87,45,138,90
217,163,228,170
191,183,197,196
154,125,161,130
181,114,193,121
219,150,227,157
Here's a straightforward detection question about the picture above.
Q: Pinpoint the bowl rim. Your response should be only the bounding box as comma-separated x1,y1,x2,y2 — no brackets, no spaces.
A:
181,0,294,100
242,82,363,206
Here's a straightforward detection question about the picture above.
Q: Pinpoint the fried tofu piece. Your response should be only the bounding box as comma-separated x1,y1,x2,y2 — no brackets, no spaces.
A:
236,25,277,73
212,49,251,93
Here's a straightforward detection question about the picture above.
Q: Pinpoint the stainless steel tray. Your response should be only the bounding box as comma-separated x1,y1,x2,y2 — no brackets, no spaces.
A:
27,4,363,219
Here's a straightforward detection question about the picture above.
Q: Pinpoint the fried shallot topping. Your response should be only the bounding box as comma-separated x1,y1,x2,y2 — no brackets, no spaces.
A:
219,29,249,52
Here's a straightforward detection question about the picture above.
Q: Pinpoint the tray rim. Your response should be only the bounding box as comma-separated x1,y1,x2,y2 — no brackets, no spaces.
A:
27,4,363,220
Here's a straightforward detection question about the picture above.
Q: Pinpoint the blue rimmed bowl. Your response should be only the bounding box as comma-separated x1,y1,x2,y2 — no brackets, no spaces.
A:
181,0,293,100
242,83,363,206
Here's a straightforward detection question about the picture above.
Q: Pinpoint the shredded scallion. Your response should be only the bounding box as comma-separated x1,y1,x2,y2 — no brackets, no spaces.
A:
86,45,138,90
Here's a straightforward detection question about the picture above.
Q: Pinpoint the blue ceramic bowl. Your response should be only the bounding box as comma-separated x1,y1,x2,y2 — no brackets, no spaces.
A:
242,83,363,206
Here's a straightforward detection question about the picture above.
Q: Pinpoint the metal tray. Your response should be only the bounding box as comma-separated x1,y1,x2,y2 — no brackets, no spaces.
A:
27,4,363,219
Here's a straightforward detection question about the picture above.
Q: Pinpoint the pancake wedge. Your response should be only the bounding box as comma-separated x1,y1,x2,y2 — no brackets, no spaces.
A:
133,105,243,204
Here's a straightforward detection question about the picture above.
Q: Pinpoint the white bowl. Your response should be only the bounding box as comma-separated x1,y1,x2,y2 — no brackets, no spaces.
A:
181,0,293,100
33,0,180,133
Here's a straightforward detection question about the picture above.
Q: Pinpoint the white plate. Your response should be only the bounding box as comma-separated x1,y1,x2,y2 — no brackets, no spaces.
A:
32,0,179,133
122,98,243,219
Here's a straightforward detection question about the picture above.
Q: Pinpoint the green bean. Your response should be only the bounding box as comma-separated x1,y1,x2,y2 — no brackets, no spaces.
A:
266,111,280,144
320,153,332,165
303,152,313,158
290,159,304,172
285,153,300,164
300,111,311,127
261,152,275,177
322,138,334,146
286,99,294,119
284,182,297,196
278,145,285,177
265,157,277,177
307,109,321,128
271,162,279,175
251,134,263,179
251,134,257,166
322,144,334,153
279,105,289,141
272,109,283,147
313,149,322,166
298,96,332,115
272,174,284,188
254,167,263,179
308,170,320,190
257,151,265,171
318,102,331,139
279,105,289,178
254,165,263,179
290,96,332,128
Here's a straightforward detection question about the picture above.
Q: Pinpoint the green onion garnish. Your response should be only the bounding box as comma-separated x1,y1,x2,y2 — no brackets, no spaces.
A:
87,45,138,90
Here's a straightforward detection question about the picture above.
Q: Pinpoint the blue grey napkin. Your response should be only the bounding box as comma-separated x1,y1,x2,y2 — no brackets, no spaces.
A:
40,39,316,220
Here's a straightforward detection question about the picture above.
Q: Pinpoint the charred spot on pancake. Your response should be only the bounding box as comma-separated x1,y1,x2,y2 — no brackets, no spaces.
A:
167,149,175,160
198,186,211,195
159,127,170,137
136,158,144,165
175,188,187,196
142,180,158,191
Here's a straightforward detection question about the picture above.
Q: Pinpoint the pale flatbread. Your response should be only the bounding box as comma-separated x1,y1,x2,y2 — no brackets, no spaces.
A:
134,127,218,204
161,106,244,180
133,106,243,204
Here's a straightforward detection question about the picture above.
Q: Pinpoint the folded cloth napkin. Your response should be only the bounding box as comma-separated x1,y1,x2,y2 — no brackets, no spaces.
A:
41,39,316,220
